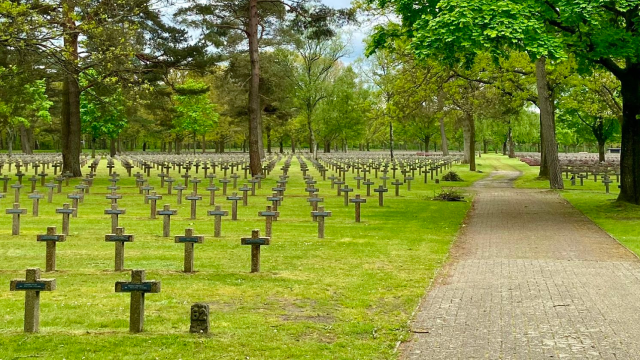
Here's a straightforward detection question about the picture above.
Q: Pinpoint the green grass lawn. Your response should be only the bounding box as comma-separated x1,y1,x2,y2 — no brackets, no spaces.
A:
0,156,488,359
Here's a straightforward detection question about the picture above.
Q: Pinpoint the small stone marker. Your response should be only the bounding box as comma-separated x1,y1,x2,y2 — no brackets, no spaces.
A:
258,206,279,237
207,205,229,237
115,269,161,333
157,204,178,237
349,194,367,222
44,182,56,202
267,193,282,211
363,180,375,196
219,178,231,195
311,206,332,239
374,185,388,206
104,204,126,233
603,176,614,194
174,228,204,273
185,192,203,219
241,229,270,273
6,203,27,235
226,192,242,220
28,191,44,217
37,226,66,272
105,227,134,271
55,203,74,236
190,303,210,334
10,268,56,333
146,192,163,219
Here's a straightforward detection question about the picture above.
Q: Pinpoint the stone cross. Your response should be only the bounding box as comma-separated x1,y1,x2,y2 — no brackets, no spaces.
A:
248,178,259,195
334,180,345,195
173,184,187,204
157,172,167,188
363,180,375,197
28,176,38,193
267,193,282,211
190,177,202,193
146,192,163,219
340,185,354,206
174,228,204,273
404,176,414,191
374,185,388,206
140,184,154,203
106,191,123,205
258,206,280,237
105,227,134,271
349,194,367,223
219,178,231,195
6,203,27,235
55,203,74,236
239,184,251,206
105,204,126,233
165,177,175,194
10,268,56,333
186,192,203,219
206,185,219,206
66,192,83,217
207,205,229,237
54,176,64,193
603,176,614,194
44,182,56,203
157,204,178,237
115,269,161,333
28,191,44,217
241,229,270,273
0,174,10,192
354,176,363,189
37,226,66,272
181,172,191,186
307,194,324,221
311,206,332,239
230,173,240,188
11,182,23,202
391,179,403,196
226,192,242,220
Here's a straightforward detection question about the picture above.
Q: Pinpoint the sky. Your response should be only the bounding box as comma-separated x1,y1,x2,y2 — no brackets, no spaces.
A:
321,0,371,64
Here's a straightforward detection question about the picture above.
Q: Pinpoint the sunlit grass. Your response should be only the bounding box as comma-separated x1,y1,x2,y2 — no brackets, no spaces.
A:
0,155,487,359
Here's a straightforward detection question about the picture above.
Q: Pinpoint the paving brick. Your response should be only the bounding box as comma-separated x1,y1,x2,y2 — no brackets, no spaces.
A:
402,171,640,359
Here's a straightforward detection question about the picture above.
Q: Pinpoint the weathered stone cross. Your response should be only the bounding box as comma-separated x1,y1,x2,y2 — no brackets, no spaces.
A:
241,229,270,273
207,205,229,237
258,206,279,237
6,203,27,235
104,204,126,233
37,226,66,272
349,194,367,223
55,203,74,236
10,268,56,333
311,206,332,239
105,227,134,271
115,269,161,333
157,204,177,237
174,228,204,273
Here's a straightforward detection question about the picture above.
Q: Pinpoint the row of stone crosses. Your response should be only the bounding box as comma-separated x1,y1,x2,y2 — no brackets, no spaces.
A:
8,152,461,334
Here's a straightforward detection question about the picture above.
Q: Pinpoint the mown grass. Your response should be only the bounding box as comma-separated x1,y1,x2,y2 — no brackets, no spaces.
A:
0,155,488,359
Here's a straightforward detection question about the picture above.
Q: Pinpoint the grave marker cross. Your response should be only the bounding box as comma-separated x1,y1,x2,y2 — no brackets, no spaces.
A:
105,227,134,271
174,228,204,273
37,226,66,272
207,205,229,237
349,194,367,223
157,204,178,237
115,269,161,333
6,203,27,235
10,268,56,333
104,204,126,233
241,229,270,273
258,206,280,237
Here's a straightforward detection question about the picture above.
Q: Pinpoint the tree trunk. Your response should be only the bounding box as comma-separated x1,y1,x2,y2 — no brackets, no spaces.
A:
508,128,516,158
307,113,316,159
266,126,272,154
91,138,96,158
291,136,296,153
462,113,476,171
19,124,34,154
597,139,606,163
424,135,431,154
117,137,122,154
438,93,449,156
168,140,172,154
247,0,263,175
279,140,284,154
617,68,640,204
389,120,394,160
324,140,331,153
202,134,206,153
535,57,563,189
7,129,14,156
109,138,116,157
61,1,82,176
538,115,549,177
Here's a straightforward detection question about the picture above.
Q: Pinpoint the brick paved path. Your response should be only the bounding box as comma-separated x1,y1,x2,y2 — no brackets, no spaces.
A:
402,170,640,359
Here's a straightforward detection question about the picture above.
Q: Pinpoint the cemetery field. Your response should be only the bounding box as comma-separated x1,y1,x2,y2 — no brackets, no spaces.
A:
0,157,487,359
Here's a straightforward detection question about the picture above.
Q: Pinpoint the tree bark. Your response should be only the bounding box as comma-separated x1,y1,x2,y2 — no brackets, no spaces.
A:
247,0,263,175
535,57,563,189
202,133,206,153
389,120,394,160
19,124,34,154
266,125,272,154
307,113,316,159
538,115,549,177
109,138,116,157
508,128,516,158
61,1,82,176
617,67,640,204
279,140,284,153
462,113,476,171
597,139,606,163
